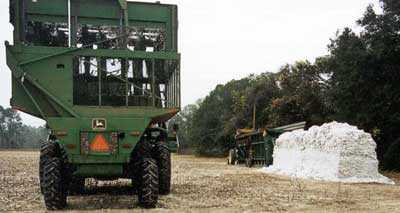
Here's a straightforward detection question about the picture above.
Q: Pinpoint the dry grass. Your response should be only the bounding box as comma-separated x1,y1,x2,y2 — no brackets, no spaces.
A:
1,151,400,212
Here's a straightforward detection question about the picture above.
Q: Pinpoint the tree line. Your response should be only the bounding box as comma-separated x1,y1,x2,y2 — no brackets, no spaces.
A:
0,106,47,149
172,0,400,169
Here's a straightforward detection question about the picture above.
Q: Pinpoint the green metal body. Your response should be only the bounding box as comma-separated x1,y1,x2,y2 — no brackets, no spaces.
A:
234,122,306,166
6,0,180,177
235,130,278,166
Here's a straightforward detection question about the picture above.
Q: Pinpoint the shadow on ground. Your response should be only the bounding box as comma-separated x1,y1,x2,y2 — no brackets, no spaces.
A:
67,184,139,210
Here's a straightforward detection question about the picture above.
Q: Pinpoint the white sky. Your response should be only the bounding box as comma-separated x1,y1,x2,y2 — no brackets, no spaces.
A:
0,0,379,126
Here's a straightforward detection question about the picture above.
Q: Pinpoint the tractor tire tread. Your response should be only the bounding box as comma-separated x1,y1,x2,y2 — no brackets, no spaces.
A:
42,157,67,210
138,158,159,208
155,143,171,195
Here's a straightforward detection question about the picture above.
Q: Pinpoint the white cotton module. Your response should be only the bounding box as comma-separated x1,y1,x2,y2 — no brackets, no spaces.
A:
263,122,394,184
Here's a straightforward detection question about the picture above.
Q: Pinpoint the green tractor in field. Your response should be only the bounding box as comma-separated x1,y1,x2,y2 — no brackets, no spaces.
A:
6,0,180,209
228,122,306,167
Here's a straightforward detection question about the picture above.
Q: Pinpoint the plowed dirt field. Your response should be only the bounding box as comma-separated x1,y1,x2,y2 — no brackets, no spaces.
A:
1,150,400,212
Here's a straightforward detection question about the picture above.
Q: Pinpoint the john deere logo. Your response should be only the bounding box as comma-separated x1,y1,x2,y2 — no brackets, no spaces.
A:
92,119,106,130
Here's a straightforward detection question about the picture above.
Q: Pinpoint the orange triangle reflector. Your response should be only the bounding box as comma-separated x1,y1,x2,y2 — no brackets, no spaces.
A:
90,134,110,152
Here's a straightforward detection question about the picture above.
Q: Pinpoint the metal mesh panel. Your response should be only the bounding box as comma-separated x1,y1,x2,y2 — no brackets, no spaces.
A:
73,56,180,108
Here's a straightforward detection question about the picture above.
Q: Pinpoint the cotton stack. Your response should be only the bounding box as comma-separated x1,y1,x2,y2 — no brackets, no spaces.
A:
263,122,394,184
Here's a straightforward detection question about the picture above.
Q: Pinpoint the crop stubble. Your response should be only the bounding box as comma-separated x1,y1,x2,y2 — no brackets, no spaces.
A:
1,151,400,212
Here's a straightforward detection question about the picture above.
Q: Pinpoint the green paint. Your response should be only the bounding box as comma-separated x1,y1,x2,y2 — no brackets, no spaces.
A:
6,0,180,178
234,123,304,166
75,164,123,177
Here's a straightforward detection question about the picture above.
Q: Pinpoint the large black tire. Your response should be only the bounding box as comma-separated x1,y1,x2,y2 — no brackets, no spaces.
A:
137,158,159,208
39,160,45,194
155,143,171,195
129,161,139,194
69,177,85,195
130,139,153,194
42,157,67,210
39,156,47,194
131,176,139,194
39,140,61,194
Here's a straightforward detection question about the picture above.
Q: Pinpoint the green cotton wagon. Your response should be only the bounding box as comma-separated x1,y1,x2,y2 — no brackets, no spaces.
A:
228,122,306,167
6,0,180,209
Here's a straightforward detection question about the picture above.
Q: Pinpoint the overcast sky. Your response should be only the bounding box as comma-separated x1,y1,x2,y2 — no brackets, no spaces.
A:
0,0,379,126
